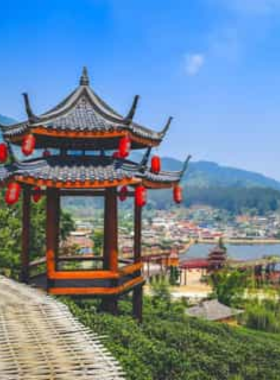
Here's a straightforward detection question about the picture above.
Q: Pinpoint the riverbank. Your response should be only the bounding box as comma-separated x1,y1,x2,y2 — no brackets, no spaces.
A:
198,238,280,245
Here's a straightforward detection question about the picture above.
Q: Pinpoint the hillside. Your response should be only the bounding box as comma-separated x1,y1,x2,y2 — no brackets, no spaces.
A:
0,114,16,127
130,153,280,190
66,297,280,380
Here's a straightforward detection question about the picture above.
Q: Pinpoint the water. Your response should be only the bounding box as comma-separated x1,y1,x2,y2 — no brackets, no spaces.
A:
181,244,280,262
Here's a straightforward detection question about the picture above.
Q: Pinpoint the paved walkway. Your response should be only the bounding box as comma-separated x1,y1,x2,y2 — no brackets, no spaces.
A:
0,276,125,380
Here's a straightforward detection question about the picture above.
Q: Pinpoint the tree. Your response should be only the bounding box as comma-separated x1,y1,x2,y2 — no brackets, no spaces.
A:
0,191,75,278
210,269,250,306
91,229,104,256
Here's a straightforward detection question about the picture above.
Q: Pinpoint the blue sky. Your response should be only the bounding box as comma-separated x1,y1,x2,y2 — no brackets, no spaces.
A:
1,0,280,178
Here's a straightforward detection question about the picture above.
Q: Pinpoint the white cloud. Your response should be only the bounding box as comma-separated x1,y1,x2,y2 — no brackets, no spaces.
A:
184,53,205,76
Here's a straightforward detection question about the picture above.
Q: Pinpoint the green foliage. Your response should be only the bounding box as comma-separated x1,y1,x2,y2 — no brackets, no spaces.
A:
64,295,280,380
210,269,251,306
243,298,280,333
169,266,180,286
91,229,104,256
148,186,280,215
0,190,75,277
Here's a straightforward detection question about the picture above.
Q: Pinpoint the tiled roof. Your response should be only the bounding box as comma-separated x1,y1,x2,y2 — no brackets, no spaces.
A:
0,156,183,186
186,299,243,321
2,70,170,145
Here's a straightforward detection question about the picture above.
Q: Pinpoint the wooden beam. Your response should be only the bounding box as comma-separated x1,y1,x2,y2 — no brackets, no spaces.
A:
38,190,135,197
16,176,140,189
21,186,31,284
49,276,144,295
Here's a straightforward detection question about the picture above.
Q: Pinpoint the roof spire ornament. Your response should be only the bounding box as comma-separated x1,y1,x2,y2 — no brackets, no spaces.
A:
180,155,192,180
161,116,173,136
139,147,152,170
80,66,90,86
124,95,140,125
22,93,39,123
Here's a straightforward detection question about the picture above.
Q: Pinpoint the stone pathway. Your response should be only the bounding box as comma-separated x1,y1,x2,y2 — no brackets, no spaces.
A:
0,276,125,380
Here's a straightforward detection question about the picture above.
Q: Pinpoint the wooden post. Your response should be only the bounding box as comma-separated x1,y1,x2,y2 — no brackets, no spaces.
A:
21,186,31,283
46,188,59,291
54,190,60,271
102,187,118,314
133,200,143,322
133,286,143,323
103,188,118,272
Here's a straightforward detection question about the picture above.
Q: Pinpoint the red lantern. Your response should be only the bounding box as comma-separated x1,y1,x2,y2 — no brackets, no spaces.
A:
118,136,131,158
5,182,21,205
135,185,147,207
112,151,120,159
119,186,128,202
173,185,183,204
22,134,36,156
32,186,42,203
43,149,51,158
151,155,161,174
0,143,8,163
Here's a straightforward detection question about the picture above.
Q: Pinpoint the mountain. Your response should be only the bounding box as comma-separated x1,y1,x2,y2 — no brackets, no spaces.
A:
161,158,280,190
0,114,16,126
0,115,17,142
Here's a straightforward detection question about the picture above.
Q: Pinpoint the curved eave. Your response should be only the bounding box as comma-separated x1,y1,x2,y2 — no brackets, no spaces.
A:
7,127,163,149
15,176,141,189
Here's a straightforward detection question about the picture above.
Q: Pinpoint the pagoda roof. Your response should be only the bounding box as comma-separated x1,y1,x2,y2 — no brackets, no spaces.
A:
1,68,172,150
0,155,188,189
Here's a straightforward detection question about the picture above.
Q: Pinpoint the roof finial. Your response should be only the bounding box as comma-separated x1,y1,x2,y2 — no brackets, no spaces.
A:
80,66,90,86
22,93,39,123
140,147,152,170
161,116,173,137
180,155,192,181
124,95,140,125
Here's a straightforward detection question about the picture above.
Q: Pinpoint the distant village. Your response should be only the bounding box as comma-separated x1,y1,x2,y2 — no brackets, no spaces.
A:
66,206,280,257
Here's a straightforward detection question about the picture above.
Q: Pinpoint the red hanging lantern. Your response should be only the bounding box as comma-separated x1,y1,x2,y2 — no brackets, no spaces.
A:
173,185,183,204
43,149,51,158
151,155,161,174
119,186,128,202
112,151,120,159
32,186,42,203
5,182,21,205
118,136,131,158
22,134,36,156
0,143,8,163
135,185,147,207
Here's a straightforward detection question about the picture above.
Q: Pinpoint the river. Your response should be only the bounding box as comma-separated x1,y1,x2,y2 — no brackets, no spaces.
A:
180,244,280,261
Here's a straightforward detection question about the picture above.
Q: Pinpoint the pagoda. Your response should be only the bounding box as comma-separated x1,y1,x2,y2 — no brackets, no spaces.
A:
207,245,227,272
0,68,190,321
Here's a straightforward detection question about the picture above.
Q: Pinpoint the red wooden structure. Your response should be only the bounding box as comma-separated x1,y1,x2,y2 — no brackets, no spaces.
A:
0,68,190,321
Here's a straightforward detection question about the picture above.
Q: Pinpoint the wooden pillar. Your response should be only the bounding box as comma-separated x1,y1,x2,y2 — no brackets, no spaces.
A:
102,187,118,314
103,187,118,271
133,286,143,323
134,201,142,263
46,188,59,291
54,191,60,271
21,186,31,283
133,200,143,322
